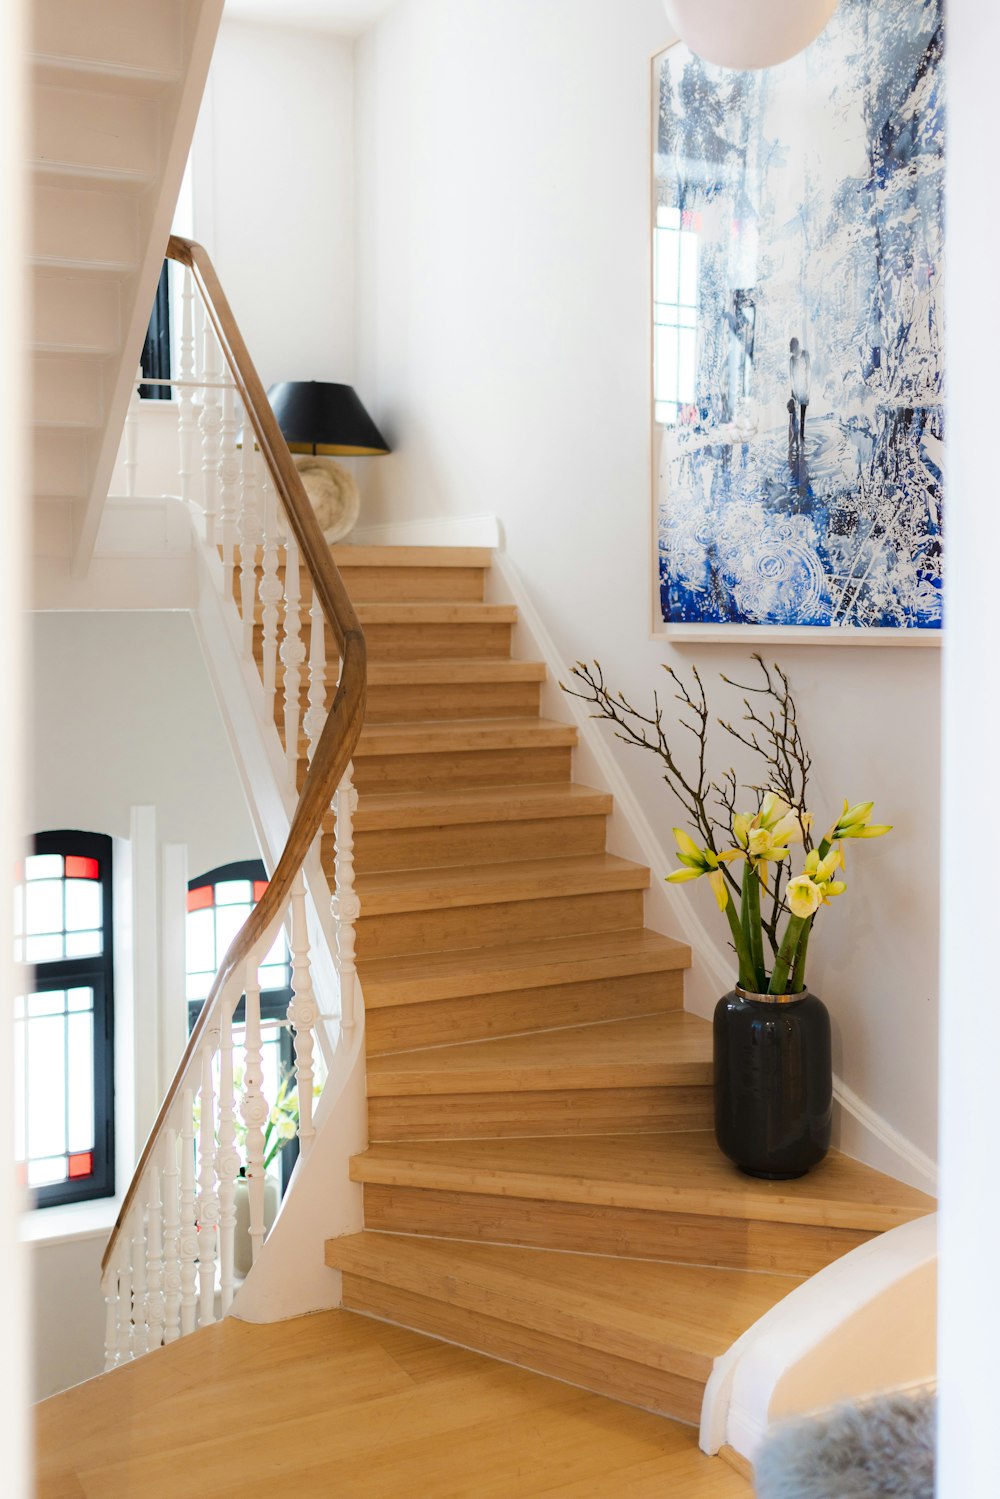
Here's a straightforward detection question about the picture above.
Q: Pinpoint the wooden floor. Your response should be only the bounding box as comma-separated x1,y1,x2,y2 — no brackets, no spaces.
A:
35,1310,750,1499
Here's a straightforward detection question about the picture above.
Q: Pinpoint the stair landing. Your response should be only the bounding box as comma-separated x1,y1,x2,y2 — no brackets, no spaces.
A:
34,1309,751,1499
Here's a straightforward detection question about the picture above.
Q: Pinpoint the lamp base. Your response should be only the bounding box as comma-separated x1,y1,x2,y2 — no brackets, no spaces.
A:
292,455,360,544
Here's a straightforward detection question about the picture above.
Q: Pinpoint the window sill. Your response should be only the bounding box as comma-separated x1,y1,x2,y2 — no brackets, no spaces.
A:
19,1196,121,1248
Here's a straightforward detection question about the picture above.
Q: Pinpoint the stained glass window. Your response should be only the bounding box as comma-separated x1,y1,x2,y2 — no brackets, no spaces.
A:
14,832,115,1208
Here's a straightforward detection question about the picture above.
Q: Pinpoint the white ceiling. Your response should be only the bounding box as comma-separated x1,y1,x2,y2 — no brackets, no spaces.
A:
224,0,397,37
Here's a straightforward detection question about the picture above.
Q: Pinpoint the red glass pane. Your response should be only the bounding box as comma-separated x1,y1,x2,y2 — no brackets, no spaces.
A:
67,1152,94,1179
187,885,214,912
65,856,99,880
253,881,268,902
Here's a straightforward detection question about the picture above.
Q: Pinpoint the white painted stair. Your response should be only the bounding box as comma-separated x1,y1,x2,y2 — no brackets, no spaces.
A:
29,0,224,567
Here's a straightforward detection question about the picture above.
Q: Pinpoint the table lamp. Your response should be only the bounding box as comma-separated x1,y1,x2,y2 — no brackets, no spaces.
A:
267,380,390,543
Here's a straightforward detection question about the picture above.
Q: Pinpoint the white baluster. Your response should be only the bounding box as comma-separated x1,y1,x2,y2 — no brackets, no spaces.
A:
131,1207,148,1357
123,367,142,498
179,1090,199,1336
280,533,306,791
216,1003,240,1315
197,1039,219,1326
116,1233,133,1364
239,958,269,1267
198,315,224,545
102,1266,119,1372
303,593,327,765
288,872,318,1155
161,1127,182,1345
146,1167,165,1351
259,472,283,707
332,763,360,1030
218,385,241,599
176,267,197,508
238,417,262,660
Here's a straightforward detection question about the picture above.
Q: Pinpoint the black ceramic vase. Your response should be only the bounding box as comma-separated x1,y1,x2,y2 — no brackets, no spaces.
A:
714,985,832,1179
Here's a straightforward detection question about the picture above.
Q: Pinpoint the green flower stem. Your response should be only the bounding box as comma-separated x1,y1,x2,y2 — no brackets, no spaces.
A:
744,865,767,993
769,913,809,995
725,891,757,990
791,914,814,992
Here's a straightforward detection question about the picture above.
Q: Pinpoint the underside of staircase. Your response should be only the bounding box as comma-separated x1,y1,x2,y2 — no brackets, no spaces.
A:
274,544,934,1430
30,0,222,566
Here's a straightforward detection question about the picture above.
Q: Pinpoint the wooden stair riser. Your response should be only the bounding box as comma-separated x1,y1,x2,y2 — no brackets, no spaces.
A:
337,565,485,602
356,891,645,960
253,619,513,663
348,814,608,874
366,622,514,661
341,1277,706,1425
230,546,490,602
360,1185,875,1276
242,566,487,610
342,747,574,795
364,969,686,1054
367,1085,714,1141
364,681,542,722
273,677,544,732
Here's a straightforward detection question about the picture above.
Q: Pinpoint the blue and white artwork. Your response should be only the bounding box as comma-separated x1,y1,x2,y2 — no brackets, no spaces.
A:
653,0,944,638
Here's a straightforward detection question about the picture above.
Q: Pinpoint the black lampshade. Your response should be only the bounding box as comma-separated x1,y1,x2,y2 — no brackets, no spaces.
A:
267,381,390,457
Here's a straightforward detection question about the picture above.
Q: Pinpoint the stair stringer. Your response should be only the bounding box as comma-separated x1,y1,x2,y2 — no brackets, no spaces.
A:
485,545,938,1196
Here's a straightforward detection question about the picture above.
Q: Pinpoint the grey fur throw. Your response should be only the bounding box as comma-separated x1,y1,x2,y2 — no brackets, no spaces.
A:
754,1390,936,1499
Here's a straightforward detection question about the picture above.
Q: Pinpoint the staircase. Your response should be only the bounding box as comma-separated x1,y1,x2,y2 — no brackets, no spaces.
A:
29,0,223,567
303,547,934,1426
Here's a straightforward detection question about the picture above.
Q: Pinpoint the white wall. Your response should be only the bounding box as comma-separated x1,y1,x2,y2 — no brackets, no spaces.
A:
939,2,1000,1494
354,0,941,1172
3,0,31,1485
31,611,258,877
190,18,357,389
31,1233,107,1402
28,610,260,1400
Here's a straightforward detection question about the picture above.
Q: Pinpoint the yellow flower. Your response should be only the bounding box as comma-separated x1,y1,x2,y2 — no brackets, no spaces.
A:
665,828,730,911
827,799,892,843
787,875,824,918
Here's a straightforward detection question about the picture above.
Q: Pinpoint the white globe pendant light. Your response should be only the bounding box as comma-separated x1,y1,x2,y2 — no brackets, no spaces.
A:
662,0,839,70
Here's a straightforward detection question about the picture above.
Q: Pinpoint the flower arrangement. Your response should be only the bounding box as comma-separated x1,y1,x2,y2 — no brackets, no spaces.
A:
563,655,891,998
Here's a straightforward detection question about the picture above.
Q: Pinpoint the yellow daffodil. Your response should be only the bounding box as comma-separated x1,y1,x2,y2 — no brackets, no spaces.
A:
731,795,808,890
786,874,824,918
664,828,729,911
826,799,893,843
790,851,847,916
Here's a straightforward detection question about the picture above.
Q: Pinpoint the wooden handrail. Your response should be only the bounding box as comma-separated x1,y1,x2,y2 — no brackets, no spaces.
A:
102,236,367,1274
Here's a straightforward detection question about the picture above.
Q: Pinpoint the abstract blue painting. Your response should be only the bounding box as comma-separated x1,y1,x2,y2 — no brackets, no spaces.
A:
653,0,944,640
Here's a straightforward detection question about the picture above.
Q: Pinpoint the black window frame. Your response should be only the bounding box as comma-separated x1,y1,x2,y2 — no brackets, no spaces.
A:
139,259,172,400
186,859,299,1196
21,830,116,1210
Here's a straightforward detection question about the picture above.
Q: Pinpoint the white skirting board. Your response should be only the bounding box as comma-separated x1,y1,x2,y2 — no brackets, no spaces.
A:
700,1213,937,1461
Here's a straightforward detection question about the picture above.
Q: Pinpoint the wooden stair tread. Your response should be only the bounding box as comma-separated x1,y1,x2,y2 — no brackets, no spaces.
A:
354,717,576,757
326,1232,798,1382
330,544,493,568
350,1133,935,1232
353,601,516,624
356,853,650,915
366,1012,711,1094
358,928,691,1005
366,658,547,684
